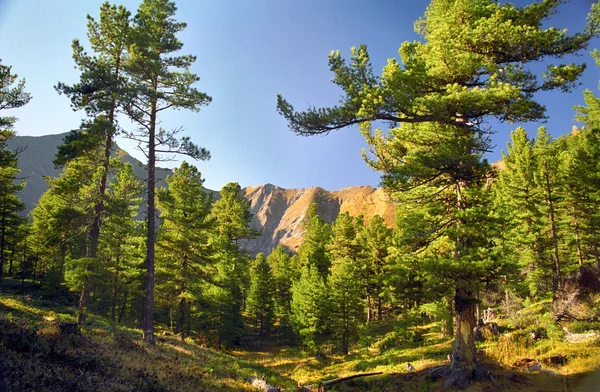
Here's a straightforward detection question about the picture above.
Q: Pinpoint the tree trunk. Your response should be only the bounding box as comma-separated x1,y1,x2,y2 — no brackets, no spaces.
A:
377,296,383,321
544,163,561,293
8,239,15,276
0,201,6,282
444,288,476,389
111,253,120,322
573,211,583,266
143,97,158,344
118,289,128,324
77,71,118,325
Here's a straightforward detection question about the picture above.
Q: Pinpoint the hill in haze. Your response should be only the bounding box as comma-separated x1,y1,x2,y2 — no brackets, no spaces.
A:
7,133,395,255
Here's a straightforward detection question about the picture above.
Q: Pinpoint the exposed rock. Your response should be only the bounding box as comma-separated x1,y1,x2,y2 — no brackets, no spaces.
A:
239,184,395,255
8,133,397,256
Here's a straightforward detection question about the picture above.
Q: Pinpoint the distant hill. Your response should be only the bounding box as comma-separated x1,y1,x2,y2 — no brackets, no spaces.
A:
6,132,171,212
7,133,396,255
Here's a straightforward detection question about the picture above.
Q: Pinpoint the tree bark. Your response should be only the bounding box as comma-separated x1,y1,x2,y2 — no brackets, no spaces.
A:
143,96,157,344
444,288,476,389
544,162,561,293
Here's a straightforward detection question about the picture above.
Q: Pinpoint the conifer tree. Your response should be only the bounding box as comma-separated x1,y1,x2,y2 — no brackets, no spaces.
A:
100,162,144,323
55,2,131,324
559,127,600,267
156,161,212,337
290,265,329,351
495,128,550,296
267,244,294,328
296,202,332,277
124,0,212,343
329,256,363,355
208,182,254,346
0,60,30,281
278,1,600,385
0,60,31,134
246,253,275,335
359,215,392,321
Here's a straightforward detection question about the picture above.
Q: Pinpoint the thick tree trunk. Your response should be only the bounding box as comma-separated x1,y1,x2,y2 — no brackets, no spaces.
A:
444,288,476,389
143,98,157,344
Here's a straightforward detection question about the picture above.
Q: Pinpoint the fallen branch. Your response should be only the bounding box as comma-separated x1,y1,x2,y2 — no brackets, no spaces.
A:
298,372,383,391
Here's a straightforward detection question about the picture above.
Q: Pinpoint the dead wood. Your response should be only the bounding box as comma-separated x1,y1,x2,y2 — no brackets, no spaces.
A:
298,372,383,391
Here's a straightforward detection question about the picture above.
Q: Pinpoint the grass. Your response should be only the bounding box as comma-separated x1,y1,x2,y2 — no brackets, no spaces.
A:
1,279,599,391
0,285,298,391
233,320,600,391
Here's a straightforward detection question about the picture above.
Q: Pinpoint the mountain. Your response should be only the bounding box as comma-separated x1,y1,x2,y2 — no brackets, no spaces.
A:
6,132,172,212
240,184,395,254
6,133,395,255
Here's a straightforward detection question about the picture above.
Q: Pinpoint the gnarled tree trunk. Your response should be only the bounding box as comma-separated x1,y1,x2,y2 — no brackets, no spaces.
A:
444,288,476,389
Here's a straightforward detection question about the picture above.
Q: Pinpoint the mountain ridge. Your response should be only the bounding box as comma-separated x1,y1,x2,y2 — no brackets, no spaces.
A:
7,132,396,255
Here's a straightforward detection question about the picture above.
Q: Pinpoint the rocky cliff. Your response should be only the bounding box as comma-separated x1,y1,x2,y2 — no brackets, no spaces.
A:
7,133,395,255
240,184,395,255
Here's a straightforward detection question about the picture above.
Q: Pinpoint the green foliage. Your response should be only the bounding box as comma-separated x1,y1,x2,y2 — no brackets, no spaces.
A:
156,161,212,336
329,256,364,354
246,253,275,335
295,202,332,277
267,245,293,328
290,265,329,350
0,59,32,133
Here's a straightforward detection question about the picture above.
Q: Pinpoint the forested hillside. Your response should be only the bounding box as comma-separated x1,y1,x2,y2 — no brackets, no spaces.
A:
1,0,600,391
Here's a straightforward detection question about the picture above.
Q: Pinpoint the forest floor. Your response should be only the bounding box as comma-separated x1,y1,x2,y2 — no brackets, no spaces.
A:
1,279,600,391
233,319,600,391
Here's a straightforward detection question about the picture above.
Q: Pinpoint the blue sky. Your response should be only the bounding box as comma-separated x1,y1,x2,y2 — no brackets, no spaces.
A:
0,0,598,191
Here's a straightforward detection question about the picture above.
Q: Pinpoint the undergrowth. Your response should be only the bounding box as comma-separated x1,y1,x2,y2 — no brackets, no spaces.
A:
0,290,296,391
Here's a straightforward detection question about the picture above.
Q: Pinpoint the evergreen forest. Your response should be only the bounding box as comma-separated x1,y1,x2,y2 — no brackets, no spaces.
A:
1,0,600,391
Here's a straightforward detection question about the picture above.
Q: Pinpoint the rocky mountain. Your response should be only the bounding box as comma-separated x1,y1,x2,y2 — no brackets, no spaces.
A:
240,184,395,254
7,133,395,255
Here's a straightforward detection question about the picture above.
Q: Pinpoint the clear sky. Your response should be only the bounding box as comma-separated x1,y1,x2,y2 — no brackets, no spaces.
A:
0,0,599,191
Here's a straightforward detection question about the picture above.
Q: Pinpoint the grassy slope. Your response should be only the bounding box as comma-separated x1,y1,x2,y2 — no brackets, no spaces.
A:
0,280,297,392
2,279,600,391
234,322,600,391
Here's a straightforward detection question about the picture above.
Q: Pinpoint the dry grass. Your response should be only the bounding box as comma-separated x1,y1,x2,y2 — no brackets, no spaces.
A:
0,293,297,391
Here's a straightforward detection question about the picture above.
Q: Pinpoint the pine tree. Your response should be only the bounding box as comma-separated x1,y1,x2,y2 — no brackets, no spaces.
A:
100,162,144,323
124,0,212,343
329,256,363,355
290,265,329,351
246,253,275,335
358,215,392,321
277,1,600,385
0,60,30,282
296,202,331,277
495,128,550,297
533,127,564,293
55,3,132,324
156,161,212,337
267,244,294,329
0,59,31,134
208,182,254,346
